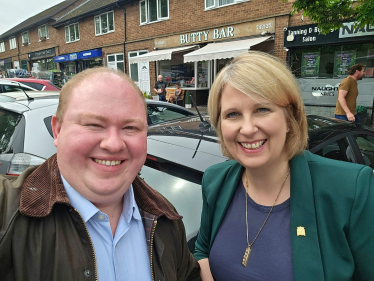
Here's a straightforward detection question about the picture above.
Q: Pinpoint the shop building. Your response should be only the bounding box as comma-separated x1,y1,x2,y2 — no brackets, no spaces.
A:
284,21,374,117
52,0,129,78
124,0,294,104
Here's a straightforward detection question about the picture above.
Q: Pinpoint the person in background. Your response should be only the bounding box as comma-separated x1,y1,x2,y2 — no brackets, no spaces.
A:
168,81,184,103
154,75,167,102
194,51,374,281
0,67,201,281
335,64,365,123
0,70,4,78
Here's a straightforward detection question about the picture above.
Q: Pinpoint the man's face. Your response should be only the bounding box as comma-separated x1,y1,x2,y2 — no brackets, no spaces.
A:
52,73,148,208
158,75,163,82
357,68,365,80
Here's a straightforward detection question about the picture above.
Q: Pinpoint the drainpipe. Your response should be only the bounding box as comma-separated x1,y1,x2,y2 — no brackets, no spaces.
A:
16,35,21,69
123,7,127,73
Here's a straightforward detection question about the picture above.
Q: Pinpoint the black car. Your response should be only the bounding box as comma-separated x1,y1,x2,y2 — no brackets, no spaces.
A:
140,114,374,247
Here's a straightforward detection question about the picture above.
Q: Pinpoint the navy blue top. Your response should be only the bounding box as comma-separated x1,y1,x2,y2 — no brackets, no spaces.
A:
209,180,294,281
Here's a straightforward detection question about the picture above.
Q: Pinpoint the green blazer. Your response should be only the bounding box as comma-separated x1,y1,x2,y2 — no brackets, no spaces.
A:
194,151,374,280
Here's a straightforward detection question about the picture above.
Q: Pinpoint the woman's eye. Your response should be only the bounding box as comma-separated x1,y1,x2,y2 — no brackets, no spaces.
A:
257,108,270,113
226,112,238,118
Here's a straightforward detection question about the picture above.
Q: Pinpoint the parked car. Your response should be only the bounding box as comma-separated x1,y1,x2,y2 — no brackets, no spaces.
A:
5,78,60,91
0,92,195,176
142,114,374,246
0,79,36,93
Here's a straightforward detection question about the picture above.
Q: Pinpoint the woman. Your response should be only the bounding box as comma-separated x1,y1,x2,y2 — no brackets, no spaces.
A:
194,51,374,281
168,81,183,103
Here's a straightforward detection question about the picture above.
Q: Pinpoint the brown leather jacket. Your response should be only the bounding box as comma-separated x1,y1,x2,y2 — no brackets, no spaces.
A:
0,155,201,281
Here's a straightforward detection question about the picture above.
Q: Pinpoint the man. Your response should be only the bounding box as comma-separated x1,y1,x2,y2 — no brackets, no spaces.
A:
0,70,4,78
335,64,365,123
0,68,200,281
154,74,167,102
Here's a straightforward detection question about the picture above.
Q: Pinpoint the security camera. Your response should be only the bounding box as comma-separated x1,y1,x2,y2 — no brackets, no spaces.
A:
283,27,288,31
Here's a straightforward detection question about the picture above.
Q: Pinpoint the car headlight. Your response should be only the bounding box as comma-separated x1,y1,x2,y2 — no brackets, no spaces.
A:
8,153,46,176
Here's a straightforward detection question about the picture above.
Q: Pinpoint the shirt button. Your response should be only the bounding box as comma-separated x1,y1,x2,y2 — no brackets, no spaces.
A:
98,214,105,220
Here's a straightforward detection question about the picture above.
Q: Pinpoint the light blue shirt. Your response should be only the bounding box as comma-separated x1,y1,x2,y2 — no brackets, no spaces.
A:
62,175,152,281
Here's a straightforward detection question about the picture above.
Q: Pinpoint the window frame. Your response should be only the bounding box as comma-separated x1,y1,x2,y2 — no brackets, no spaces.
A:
21,31,30,45
107,53,124,72
204,0,250,10
38,24,49,41
94,11,115,36
139,0,169,25
65,23,80,43
0,42,5,53
9,37,17,50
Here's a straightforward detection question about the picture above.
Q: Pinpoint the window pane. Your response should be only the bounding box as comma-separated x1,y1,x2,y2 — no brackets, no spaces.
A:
129,52,138,57
65,27,69,42
46,26,49,38
219,0,234,5
40,26,46,37
116,54,124,61
140,1,146,23
158,0,168,18
313,138,352,163
108,12,114,31
149,0,157,22
95,16,100,34
101,14,108,34
38,28,42,38
70,25,75,42
139,51,148,55
117,62,124,72
75,24,80,40
205,0,214,8
108,55,115,62
130,63,139,82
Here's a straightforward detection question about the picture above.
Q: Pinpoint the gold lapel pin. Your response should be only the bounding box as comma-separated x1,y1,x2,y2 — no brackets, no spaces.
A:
297,226,306,236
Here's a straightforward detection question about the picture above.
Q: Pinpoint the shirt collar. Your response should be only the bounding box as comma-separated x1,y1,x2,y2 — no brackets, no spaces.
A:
61,174,141,223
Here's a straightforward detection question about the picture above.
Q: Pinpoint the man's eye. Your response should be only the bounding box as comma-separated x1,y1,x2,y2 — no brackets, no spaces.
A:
87,124,101,127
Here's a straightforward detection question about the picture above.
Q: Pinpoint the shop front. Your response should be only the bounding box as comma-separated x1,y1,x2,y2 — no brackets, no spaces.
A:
55,49,103,79
0,58,13,75
130,18,275,106
29,47,57,72
284,22,374,108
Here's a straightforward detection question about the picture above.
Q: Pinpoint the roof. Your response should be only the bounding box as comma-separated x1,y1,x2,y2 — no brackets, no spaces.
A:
54,0,135,27
0,0,79,40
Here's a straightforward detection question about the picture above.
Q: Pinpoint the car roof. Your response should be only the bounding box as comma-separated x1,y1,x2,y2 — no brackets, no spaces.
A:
0,91,60,113
6,78,51,84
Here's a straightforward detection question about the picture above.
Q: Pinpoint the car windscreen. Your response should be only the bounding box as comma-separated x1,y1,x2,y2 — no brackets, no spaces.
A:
0,109,24,154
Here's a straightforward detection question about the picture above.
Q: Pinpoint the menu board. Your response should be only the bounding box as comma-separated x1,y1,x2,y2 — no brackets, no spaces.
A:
333,50,356,78
301,52,320,77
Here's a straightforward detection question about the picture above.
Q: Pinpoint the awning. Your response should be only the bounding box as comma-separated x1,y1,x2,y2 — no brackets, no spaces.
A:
129,45,197,64
184,36,273,63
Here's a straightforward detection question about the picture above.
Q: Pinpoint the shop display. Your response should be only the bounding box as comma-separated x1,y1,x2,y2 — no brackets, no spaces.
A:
301,52,320,78
333,50,356,78
197,61,208,88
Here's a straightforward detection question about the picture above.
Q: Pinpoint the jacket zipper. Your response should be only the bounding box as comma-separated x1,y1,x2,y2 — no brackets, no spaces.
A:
73,208,98,281
150,219,158,281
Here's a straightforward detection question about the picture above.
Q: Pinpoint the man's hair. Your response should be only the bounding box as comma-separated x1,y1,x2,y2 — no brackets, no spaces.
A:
56,67,146,122
208,51,308,160
349,64,365,75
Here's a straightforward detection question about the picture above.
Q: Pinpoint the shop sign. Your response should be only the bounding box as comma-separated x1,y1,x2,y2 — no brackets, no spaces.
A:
29,47,56,59
284,22,374,48
54,55,69,62
69,53,78,60
154,18,275,48
77,49,102,60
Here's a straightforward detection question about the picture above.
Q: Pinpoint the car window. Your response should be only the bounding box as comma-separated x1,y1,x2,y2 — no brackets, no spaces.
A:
28,82,44,91
313,137,354,163
352,134,374,168
147,105,194,125
0,109,24,154
3,85,25,92
44,116,53,137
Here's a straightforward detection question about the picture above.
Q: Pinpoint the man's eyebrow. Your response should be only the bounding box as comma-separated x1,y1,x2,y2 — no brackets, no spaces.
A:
79,113,108,122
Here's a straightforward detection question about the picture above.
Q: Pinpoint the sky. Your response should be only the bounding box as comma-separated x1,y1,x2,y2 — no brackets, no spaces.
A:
0,0,65,34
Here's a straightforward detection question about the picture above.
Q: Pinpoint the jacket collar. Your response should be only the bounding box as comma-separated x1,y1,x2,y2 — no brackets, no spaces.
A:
19,154,181,221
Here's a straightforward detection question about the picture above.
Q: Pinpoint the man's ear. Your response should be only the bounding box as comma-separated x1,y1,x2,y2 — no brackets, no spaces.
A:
51,115,61,148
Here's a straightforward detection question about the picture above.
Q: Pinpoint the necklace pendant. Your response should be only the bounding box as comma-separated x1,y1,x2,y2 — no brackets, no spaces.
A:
242,246,251,267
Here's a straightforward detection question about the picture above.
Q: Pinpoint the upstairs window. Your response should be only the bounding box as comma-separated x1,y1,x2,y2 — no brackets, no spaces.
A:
9,37,16,49
38,24,49,40
205,0,249,9
95,11,114,35
140,0,169,24
65,23,80,43
0,42,5,53
21,31,30,45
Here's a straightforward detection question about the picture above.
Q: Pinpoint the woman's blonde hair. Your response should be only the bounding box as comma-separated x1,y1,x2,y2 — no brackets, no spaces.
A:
208,51,308,160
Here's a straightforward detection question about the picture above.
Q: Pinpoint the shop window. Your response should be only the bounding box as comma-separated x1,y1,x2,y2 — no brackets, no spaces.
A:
0,42,4,53
205,0,250,9
65,23,80,43
107,53,124,72
21,32,30,45
9,37,16,50
38,25,49,41
95,11,114,36
140,0,169,24
129,50,148,83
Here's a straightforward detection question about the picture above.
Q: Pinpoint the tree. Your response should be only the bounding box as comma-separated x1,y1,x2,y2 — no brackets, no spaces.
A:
283,0,374,34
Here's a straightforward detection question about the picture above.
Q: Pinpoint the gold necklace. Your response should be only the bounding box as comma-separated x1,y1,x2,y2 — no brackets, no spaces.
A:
242,169,290,267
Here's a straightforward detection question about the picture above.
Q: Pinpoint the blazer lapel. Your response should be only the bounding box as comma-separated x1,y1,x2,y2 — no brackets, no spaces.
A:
290,152,325,281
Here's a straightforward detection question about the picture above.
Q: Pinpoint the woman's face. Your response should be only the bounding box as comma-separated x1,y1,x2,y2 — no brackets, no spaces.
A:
176,84,180,89
220,85,289,170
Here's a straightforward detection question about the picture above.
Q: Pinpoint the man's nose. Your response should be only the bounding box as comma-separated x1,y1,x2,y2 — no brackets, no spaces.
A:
100,128,125,152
